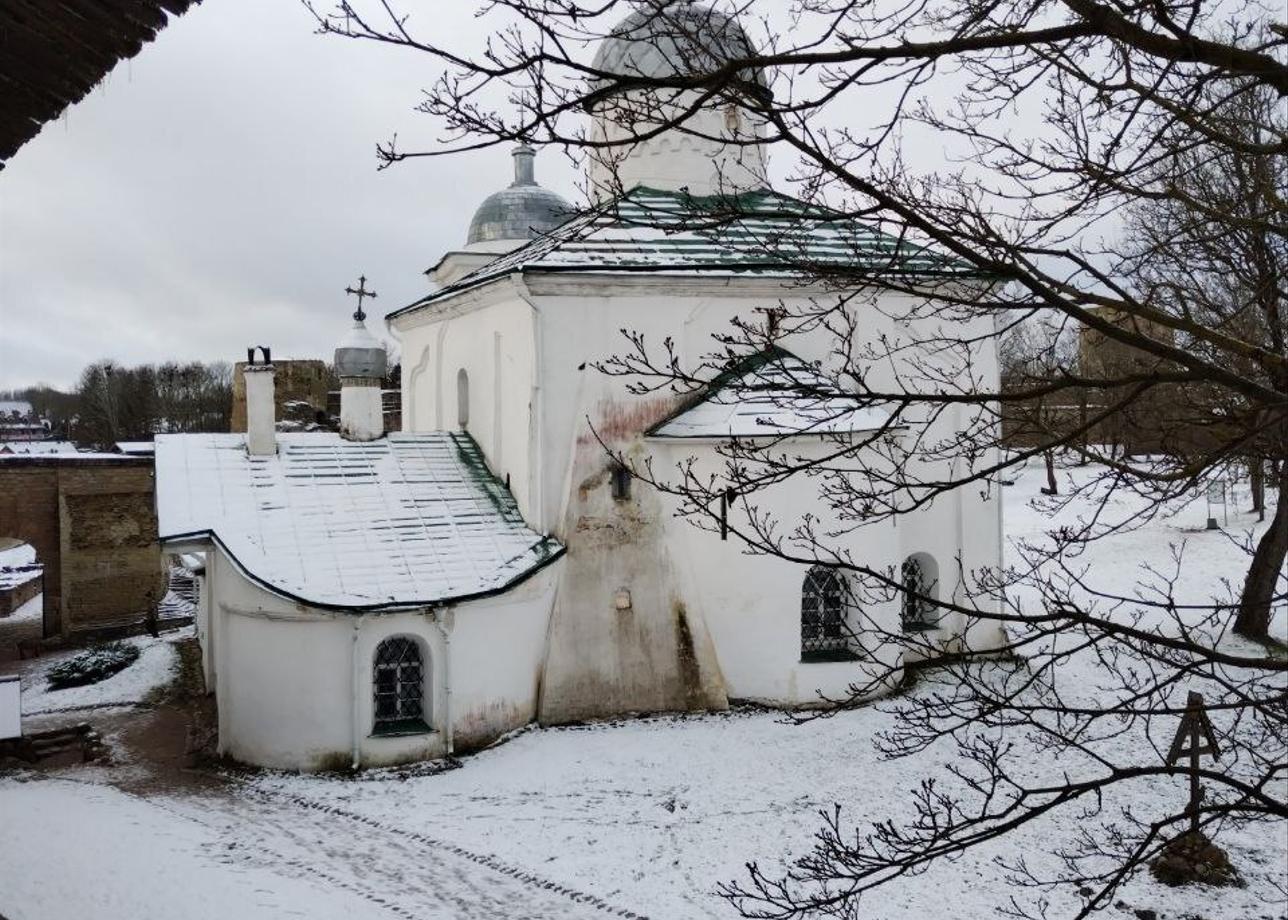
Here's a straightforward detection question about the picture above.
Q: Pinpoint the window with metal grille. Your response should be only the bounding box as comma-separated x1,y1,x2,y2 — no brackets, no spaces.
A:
372,636,428,735
801,565,852,661
901,555,939,631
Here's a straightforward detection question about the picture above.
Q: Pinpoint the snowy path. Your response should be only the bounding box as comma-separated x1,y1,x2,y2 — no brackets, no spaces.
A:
0,777,648,920
158,784,650,920
0,779,379,920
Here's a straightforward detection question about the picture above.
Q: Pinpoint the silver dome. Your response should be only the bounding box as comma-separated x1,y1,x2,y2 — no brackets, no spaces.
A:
466,146,574,245
335,318,387,379
588,1,770,101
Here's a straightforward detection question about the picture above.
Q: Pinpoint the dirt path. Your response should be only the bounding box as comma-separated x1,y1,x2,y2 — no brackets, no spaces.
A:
158,783,652,920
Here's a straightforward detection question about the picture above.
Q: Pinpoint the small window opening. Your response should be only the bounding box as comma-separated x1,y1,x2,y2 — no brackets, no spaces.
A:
724,105,741,134
611,463,632,501
901,554,939,631
373,636,429,735
720,488,737,540
456,368,470,429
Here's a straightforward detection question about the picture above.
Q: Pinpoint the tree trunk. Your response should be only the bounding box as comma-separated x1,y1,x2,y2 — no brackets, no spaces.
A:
1077,390,1090,466
1235,468,1288,638
1251,459,1265,522
1042,450,1058,495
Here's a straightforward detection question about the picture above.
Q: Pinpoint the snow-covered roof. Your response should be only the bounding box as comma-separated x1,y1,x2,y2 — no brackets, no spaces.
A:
0,400,33,417
647,348,892,440
154,432,563,612
0,441,123,459
391,187,974,319
115,441,156,456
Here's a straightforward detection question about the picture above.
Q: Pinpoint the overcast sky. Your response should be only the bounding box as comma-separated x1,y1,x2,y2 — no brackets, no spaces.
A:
0,0,999,392
0,0,589,390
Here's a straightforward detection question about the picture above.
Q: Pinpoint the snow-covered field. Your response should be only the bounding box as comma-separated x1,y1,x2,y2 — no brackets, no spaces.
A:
0,464,1283,920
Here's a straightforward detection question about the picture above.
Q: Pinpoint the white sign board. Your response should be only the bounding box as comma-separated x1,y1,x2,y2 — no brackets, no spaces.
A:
0,676,20,741
1206,481,1225,504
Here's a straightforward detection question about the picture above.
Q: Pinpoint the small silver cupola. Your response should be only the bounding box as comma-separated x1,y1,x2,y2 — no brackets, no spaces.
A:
465,145,573,246
336,276,387,441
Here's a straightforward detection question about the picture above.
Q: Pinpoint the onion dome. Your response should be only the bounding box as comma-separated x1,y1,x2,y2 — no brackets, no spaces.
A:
588,1,770,101
466,145,573,246
335,315,386,379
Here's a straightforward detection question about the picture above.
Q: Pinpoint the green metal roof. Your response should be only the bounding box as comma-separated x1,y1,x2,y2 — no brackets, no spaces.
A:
390,187,975,319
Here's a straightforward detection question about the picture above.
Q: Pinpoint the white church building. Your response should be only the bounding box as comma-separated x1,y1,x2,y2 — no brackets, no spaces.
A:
155,1,1004,771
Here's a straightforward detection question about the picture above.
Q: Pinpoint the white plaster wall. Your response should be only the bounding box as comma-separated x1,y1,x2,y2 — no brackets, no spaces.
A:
889,301,1007,659
338,380,384,441
588,93,768,198
205,543,559,771
395,292,539,521
394,272,1003,721
530,279,918,720
530,278,914,533
439,566,557,750
653,439,907,705
220,603,358,770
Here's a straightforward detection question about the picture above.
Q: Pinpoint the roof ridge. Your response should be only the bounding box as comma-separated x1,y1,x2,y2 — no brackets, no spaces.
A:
388,187,978,320
643,345,810,436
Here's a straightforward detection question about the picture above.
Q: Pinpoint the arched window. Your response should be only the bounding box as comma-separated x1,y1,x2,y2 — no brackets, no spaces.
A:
373,636,428,735
456,368,470,429
901,554,939,631
801,565,850,661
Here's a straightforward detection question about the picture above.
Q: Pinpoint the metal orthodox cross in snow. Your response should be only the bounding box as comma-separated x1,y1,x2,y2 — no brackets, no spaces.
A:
1165,691,1220,836
345,275,378,322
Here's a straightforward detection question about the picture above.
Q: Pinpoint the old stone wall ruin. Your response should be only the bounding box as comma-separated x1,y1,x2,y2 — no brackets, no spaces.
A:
0,457,163,638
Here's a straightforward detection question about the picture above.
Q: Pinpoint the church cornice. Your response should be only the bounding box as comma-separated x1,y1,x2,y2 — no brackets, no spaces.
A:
387,274,523,331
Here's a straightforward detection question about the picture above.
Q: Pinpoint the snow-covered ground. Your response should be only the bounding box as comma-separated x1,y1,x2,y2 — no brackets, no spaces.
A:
0,779,394,920
0,542,37,568
3,593,43,626
0,464,1283,920
14,631,181,716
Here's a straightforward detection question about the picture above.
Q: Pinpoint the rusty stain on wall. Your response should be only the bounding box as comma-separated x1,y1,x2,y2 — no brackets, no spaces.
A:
578,395,679,446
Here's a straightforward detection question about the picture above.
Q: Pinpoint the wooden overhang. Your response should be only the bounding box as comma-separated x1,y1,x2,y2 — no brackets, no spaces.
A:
0,0,200,168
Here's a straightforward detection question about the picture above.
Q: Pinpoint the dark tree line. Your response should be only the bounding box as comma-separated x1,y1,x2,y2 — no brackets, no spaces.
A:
310,1,1285,916
2,360,233,449
75,359,233,448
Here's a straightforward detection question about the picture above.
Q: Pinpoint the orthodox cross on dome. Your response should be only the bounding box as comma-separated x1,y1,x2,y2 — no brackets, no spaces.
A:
345,275,378,322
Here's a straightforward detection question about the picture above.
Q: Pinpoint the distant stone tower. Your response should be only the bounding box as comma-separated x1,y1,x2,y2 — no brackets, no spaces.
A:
230,359,328,433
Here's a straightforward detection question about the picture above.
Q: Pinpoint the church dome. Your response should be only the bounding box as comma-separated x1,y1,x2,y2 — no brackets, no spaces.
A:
466,146,573,246
588,1,770,101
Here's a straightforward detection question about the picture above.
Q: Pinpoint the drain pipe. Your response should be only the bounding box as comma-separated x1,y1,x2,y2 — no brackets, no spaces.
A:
350,617,364,770
431,607,454,755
